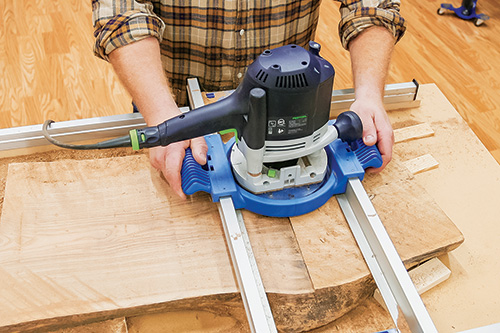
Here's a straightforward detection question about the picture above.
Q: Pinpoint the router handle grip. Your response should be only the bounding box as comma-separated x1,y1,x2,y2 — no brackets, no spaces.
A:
333,111,363,143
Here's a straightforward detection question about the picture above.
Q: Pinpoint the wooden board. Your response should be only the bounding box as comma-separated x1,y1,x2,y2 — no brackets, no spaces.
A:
0,145,463,332
0,154,236,331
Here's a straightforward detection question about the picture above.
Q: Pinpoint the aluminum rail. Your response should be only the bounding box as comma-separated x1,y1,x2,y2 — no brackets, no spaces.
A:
337,178,437,333
0,113,145,151
331,80,419,111
0,107,189,152
0,81,418,152
185,78,420,115
217,197,277,333
191,77,277,332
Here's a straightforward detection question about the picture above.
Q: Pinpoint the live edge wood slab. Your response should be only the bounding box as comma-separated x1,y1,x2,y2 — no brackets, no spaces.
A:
0,98,463,333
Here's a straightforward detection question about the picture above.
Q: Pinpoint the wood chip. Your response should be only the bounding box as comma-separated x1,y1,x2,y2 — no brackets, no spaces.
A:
373,258,451,312
394,123,434,143
404,154,439,174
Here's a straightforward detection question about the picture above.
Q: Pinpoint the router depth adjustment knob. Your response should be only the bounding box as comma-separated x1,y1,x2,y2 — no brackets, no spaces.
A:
333,111,363,143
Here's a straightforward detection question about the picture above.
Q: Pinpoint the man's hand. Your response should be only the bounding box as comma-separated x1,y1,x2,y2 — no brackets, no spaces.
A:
350,98,394,172
109,37,208,198
348,26,396,172
149,137,207,199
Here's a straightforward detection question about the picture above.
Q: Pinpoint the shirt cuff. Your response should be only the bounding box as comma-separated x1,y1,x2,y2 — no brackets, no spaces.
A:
339,7,407,49
94,11,165,61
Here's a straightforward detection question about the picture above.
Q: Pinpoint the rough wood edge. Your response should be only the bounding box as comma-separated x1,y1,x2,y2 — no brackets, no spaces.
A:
48,317,128,333
0,280,371,333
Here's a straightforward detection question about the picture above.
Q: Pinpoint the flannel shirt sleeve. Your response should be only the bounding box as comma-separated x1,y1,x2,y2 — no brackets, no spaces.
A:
92,0,165,60
337,0,406,49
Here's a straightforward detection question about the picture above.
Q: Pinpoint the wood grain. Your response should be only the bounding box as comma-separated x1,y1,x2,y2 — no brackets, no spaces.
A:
0,151,463,332
0,155,235,331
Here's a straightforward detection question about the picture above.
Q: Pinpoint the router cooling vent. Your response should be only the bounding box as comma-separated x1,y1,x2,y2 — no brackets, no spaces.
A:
266,142,306,152
275,73,308,88
255,69,269,83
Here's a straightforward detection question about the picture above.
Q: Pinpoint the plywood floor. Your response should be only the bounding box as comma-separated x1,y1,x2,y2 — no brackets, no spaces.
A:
0,0,499,164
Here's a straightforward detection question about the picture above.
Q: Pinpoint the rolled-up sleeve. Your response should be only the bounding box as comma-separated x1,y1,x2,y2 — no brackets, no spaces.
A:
92,0,165,60
337,0,406,49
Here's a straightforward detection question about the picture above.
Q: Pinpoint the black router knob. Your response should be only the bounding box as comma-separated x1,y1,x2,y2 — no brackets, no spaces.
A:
334,111,363,143
308,41,321,56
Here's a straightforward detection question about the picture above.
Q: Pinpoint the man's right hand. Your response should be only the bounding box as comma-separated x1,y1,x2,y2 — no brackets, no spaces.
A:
149,137,208,199
108,37,208,199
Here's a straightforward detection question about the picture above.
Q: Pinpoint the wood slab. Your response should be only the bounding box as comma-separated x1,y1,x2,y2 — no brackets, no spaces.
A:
0,145,463,332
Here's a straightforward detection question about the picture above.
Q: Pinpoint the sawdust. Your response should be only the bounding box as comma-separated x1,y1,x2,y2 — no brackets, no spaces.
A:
391,119,422,130
0,148,145,215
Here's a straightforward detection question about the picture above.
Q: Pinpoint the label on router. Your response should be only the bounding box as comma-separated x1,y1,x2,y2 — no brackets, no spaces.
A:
267,116,307,136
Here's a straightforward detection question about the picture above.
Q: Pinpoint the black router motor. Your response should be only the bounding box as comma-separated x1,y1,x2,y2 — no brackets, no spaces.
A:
132,41,362,152
42,41,363,193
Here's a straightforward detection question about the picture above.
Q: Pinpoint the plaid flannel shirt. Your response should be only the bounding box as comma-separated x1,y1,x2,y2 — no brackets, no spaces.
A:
92,0,406,105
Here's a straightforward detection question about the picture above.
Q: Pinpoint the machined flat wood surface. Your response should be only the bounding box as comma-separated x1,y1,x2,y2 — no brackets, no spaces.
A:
0,0,131,129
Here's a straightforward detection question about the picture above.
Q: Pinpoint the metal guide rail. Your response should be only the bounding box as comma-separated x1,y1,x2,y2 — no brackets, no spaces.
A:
0,81,419,152
189,80,278,332
338,179,437,333
218,197,277,333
